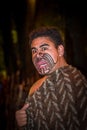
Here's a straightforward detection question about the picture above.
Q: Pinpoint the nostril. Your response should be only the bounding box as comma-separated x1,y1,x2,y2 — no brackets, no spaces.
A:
39,52,42,55
37,51,43,56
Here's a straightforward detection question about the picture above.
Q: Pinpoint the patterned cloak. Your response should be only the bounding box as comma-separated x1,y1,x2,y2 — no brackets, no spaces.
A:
23,65,87,130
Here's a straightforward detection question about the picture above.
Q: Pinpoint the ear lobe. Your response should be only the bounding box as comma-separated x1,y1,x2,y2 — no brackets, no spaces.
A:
58,45,64,57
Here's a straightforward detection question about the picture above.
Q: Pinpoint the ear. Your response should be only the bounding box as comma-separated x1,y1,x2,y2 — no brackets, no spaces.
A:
58,45,64,57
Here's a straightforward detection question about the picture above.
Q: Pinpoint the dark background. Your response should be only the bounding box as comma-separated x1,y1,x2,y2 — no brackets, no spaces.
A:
0,0,87,77
0,0,87,130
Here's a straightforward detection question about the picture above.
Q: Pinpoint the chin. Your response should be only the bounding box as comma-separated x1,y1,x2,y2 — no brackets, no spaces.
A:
38,70,50,76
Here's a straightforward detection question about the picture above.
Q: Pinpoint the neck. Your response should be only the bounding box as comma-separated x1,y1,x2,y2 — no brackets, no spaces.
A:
49,56,68,74
57,57,68,68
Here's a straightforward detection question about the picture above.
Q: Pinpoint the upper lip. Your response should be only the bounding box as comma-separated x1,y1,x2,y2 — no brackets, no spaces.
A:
37,59,47,66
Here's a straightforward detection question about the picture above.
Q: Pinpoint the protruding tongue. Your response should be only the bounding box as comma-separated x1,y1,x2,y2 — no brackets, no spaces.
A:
37,60,47,69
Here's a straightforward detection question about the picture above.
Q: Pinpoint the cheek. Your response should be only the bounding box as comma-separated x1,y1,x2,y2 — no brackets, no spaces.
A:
32,55,38,67
32,57,35,64
49,51,58,63
32,56,35,65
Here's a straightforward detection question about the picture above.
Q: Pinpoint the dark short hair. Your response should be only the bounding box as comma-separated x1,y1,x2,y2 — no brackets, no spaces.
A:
29,26,64,48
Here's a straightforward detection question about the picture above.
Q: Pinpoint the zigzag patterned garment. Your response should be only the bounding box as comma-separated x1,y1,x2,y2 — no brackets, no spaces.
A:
23,65,87,130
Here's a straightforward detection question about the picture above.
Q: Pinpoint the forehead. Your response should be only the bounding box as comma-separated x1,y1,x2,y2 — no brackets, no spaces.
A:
31,36,55,48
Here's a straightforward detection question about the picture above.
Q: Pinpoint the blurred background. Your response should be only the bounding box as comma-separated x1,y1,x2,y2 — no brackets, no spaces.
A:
0,0,87,130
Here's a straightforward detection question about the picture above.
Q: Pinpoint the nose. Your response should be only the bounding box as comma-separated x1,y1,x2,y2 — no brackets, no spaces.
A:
36,50,43,58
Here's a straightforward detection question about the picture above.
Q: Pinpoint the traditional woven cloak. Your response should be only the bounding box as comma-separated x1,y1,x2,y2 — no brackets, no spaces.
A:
23,65,87,130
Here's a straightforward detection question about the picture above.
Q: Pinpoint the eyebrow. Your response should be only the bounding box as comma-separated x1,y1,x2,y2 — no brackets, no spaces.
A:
31,43,49,50
40,43,49,48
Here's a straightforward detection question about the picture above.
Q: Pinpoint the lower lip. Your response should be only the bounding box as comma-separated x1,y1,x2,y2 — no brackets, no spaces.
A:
39,64,47,69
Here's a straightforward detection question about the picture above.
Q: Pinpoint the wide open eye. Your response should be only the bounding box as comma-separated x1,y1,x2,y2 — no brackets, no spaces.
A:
32,49,37,54
41,46,48,51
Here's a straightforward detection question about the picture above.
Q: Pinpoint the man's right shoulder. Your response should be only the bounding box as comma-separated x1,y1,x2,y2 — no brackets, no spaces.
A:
29,76,47,96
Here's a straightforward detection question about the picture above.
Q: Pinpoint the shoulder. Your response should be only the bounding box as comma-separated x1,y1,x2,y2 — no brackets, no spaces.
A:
59,65,87,87
29,76,47,96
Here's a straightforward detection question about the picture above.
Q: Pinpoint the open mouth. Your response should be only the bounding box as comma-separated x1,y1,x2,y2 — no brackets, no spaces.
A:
37,60,48,69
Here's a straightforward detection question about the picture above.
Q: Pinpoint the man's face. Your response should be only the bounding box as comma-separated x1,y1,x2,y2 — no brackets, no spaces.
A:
31,37,60,75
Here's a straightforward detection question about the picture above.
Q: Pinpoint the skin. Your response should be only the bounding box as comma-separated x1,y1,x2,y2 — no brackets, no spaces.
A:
31,37,67,75
15,36,68,127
